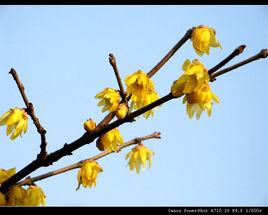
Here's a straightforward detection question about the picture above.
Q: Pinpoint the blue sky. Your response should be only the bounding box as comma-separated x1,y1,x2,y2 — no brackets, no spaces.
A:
0,5,268,206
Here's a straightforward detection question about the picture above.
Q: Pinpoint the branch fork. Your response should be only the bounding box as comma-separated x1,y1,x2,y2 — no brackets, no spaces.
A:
2,27,267,196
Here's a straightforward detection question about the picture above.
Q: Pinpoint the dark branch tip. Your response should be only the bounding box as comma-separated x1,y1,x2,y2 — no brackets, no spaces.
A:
154,132,162,139
238,45,246,54
188,27,195,37
109,53,116,65
9,68,16,75
260,49,268,58
210,76,217,82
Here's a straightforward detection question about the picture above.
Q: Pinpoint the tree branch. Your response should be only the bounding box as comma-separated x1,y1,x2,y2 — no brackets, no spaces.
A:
109,53,126,102
5,28,192,191
96,29,194,129
9,68,48,160
147,27,194,78
17,132,161,186
95,112,116,130
211,49,268,81
4,47,267,195
0,92,173,194
208,44,246,75
44,93,174,165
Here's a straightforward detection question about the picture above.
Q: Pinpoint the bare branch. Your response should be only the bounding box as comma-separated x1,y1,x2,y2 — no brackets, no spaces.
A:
147,27,194,78
95,112,116,130
208,44,246,75
211,49,268,81
17,132,161,186
9,68,48,160
109,53,127,102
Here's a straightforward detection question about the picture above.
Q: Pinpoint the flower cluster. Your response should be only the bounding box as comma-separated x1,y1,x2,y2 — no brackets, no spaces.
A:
171,59,219,119
6,185,46,206
171,25,221,119
0,167,46,206
171,59,210,98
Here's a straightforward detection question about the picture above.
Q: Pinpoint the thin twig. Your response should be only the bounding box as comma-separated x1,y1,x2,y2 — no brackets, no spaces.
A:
208,44,246,75
95,112,116,130
9,68,48,160
17,132,161,186
109,53,126,102
211,49,268,81
147,27,194,78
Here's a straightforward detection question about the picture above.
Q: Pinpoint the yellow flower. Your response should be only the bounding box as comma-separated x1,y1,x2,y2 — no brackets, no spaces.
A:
83,118,96,132
0,192,6,206
191,25,221,56
126,144,154,174
23,185,46,206
125,70,159,119
183,83,220,119
0,167,16,184
138,91,160,119
0,108,28,140
95,88,121,113
96,128,124,152
76,160,103,190
171,59,210,98
115,103,128,119
6,185,27,206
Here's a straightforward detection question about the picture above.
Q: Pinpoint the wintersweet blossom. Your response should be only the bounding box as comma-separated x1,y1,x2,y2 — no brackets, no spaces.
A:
0,167,16,184
23,185,46,206
0,108,28,140
76,160,103,190
171,59,210,98
95,88,121,113
6,185,27,206
96,128,124,152
183,83,220,119
125,70,159,119
126,144,154,174
191,25,221,56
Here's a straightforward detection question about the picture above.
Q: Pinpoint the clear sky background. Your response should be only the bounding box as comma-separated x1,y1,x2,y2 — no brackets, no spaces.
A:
0,5,268,206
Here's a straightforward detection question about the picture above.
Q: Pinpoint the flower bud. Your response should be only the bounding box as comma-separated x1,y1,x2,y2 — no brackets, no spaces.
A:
115,103,128,119
83,118,96,132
